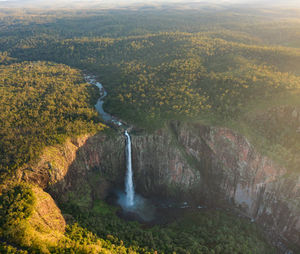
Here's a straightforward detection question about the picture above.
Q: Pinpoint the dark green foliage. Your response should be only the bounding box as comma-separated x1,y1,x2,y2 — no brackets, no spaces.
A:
0,61,105,179
61,200,275,254
0,7,299,253
4,12,300,170
3,10,300,129
51,224,135,254
6,31,300,125
3,8,299,172
0,183,35,230
0,241,28,254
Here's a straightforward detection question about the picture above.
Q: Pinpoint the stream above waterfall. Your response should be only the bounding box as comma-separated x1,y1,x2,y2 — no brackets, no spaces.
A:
85,75,233,223
80,74,287,254
85,75,123,126
85,74,236,223
85,74,157,221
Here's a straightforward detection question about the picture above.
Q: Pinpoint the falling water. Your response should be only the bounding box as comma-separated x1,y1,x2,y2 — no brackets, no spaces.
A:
86,75,154,220
125,130,135,207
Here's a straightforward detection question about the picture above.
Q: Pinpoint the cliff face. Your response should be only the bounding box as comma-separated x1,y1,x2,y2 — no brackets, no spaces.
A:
21,132,125,209
131,128,201,200
22,123,300,250
131,122,300,249
21,135,92,189
50,132,125,207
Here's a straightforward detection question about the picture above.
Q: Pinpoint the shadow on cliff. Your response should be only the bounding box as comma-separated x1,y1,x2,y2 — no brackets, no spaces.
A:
46,131,126,213
34,123,300,252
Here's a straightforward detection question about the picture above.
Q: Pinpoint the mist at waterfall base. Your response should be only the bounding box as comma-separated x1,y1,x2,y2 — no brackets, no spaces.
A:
111,131,204,224
116,191,156,222
114,131,190,223
86,75,155,222
116,131,156,222
87,75,196,223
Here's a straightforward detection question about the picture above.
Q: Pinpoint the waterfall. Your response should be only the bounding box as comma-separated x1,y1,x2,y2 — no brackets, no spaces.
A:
125,130,135,207
87,75,154,219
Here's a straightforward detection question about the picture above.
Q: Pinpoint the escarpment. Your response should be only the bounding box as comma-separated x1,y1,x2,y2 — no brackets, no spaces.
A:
131,122,300,249
21,132,125,207
20,122,300,251
175,122,300,247
48,132,125,206
20,134,92,189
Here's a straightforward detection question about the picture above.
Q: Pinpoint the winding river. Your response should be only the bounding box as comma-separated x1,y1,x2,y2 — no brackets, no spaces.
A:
85,75,155,221
85,75,122,126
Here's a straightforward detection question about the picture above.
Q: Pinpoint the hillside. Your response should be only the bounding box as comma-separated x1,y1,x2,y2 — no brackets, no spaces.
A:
0,61,105,180
5,28,300,172
1,6,300,254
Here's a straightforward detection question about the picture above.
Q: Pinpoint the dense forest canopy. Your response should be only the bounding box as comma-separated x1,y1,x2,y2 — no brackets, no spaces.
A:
0,5,300,253
0,182,275,253
0,61,105,180
1,7,300,171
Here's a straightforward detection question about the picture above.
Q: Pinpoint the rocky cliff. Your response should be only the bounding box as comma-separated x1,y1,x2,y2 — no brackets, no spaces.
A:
131,122,300,250
21,132,125,209
21,122,300,251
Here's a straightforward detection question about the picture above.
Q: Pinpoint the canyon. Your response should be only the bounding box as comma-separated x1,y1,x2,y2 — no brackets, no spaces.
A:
19,120,300,252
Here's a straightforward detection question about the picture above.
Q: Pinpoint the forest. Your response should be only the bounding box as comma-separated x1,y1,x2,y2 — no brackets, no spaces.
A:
1,7,300,171
0,61,105,181
1,5,300,253
0,182,274,253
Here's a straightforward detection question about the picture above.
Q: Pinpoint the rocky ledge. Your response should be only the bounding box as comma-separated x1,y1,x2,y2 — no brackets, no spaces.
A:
22,122,300,252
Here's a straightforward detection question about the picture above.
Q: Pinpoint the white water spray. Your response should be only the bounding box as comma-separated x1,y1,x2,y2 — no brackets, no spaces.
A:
86,75,154,219
125,130,135,207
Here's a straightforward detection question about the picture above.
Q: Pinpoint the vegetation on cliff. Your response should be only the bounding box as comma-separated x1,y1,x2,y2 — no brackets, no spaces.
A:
0,5,299,253
0,183,35,237
0,61,105,180
1,7,300,171
59,198,275,254
0,183,275,253
0,184,138,253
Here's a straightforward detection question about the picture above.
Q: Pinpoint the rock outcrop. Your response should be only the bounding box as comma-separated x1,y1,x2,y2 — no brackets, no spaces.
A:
131,122,300,250
131,127,201,200
23,132,125,208
48,132,125,207
21,122,300,251
21,135,92,189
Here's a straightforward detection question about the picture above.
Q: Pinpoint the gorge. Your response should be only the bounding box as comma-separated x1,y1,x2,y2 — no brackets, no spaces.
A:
2,6,300,253
86,75,155,221
18,75,300,253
